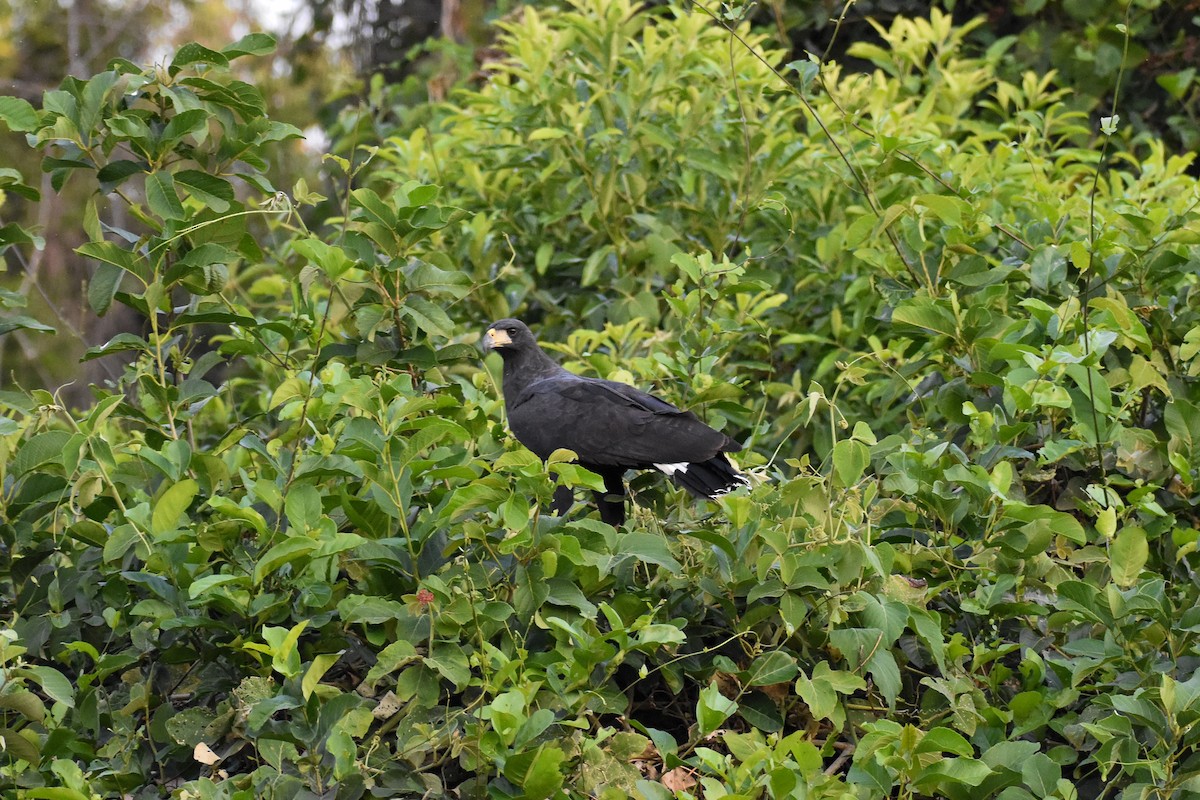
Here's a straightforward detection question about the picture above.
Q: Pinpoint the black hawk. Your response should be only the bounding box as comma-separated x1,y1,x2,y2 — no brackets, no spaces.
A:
483,318,748,525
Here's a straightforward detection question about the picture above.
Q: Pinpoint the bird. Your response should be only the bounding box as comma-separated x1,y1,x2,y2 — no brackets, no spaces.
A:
482,318,748,526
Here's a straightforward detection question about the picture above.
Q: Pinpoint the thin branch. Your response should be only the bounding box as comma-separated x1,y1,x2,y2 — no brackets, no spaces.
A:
1080,8,1133,503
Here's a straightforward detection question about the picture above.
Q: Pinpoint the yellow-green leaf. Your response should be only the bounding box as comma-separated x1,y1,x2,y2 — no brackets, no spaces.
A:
151,479,198,536
1111,526,1148,587
301,652,343,700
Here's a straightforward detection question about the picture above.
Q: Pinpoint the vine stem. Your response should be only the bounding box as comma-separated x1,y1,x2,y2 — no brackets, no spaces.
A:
1081,7,1133,506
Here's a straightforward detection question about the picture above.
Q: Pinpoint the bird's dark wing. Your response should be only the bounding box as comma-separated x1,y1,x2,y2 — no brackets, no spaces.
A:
506,374,736,467
587,379,683,414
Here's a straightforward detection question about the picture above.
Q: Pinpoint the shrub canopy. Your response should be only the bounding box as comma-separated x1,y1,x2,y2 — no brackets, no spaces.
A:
1,2,1200,799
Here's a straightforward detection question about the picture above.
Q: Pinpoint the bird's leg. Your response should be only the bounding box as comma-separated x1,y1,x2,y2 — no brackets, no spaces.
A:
593,469,627,527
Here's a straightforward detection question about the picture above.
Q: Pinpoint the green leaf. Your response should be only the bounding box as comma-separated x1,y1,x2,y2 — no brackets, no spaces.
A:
313,532,366,558
253,536,318,584
1166,671,1200,717
832,439,869,486
917,727,974,756
528,127,569,141
0,166,36,194
78,71,118,140
582,245,614,286
746,651,798,686
206,496,268,535
0,96,39,131
22,666,75,708
103,524,143,563
363,641,419,688
553,463,608,492
785,58,820,90
174,308,255,328
177,77,266,118
403,295,455,338
424,647,471,689
615,532,682,572
161,108,211,148
302,652,342,700
795,663,856,726
544,579,597,616
76,241,148,281
146,171,186,220
489,689,526,742
247,694,302,731
105,113,152,144
607,731,650,760
223,32,277,59
915,193,969,226
96,159,145,191
1055,580,1110,624
170,42,230,74
284,483,322,532
293,236,353,278
0,689,46,722
634,781,674,800
405,259,471,298
913,757,993,789
25,788,89,800
981,740,1041,771
683,148,738,181
867,650,901,708
350,188,396,228
175,170,234,213
0,725,41,765
0,222,38,249
82,332,150,360
1164,398,1199,454
338,595,408,624
891,296,958,337
501,492,531,530
909,609,947,674
780,592,807,633
1004,503,1087,545
165,707,218,747
151,479,198,536
830,628,901,707
269,623,308,679
737,692,784,732
396,181,439,208
0,315,54,336
518,744,567,800
697,681,738,735
1020,753,1061,795
1110,526,1148,587
633,623,686,649
1156,68,1195,100
12,431,72,476
188,574,248,600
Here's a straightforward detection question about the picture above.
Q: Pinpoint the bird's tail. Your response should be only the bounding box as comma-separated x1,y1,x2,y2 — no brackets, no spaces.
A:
662,454,749,499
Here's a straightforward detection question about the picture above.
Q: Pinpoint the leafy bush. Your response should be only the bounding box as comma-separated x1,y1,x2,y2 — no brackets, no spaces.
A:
2,2,1200,799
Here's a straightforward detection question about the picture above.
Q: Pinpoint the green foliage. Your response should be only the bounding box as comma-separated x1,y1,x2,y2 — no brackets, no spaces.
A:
2,2,1200,799
758,0,1198,158
998,0,1200,153
365,0,803,326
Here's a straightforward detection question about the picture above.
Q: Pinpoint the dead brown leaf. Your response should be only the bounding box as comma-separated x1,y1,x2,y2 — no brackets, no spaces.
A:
661,766,697,793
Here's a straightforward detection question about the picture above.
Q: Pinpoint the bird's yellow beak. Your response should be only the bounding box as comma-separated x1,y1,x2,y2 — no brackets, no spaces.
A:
483,327,512,351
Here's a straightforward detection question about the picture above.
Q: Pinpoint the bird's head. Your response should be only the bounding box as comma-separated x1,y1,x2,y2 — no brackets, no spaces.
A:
482,318,534,355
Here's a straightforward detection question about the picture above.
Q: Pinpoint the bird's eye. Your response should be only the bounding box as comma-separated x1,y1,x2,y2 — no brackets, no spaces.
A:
507,327,517,335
